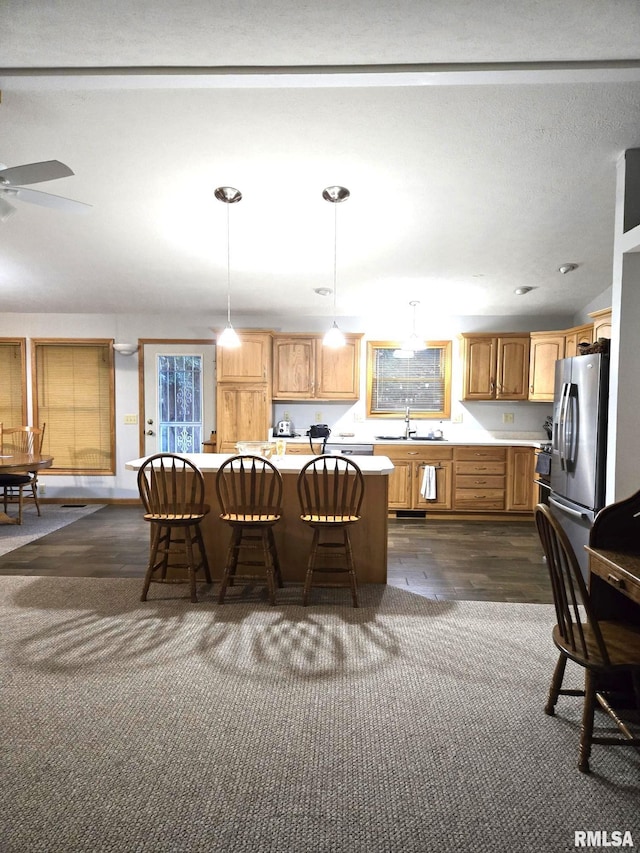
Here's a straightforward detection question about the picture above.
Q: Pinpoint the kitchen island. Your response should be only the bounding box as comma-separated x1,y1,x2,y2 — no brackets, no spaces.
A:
126,453,394,584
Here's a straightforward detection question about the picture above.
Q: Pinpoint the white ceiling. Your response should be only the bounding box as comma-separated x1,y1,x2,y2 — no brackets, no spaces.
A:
1,1,640,326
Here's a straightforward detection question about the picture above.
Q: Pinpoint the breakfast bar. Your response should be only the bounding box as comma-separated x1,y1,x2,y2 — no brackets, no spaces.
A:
126,453,394,583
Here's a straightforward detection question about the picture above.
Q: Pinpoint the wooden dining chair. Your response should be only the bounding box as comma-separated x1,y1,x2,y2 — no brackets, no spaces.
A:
137,453,212,603
215,454,283,605
0,424,46,524
535,503,640,772
297,455,365,607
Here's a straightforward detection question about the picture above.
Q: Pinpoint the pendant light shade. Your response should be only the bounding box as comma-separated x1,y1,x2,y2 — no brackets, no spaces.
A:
322,185,349,348
394,301,426,358
215,185,242,349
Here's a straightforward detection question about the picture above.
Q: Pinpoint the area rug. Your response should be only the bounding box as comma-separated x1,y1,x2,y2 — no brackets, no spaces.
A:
0,505,103,556
1,577,638,853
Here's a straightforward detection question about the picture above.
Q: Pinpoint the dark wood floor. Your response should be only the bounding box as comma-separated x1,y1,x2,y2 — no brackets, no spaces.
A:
0,506,552,603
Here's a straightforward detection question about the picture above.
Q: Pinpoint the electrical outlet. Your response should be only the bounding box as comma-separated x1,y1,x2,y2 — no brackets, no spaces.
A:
38,484,46,495
123,414,138,425
283,411,290,421
353,411,364,422
452,413,463,424
502,412,514,424
315,411,322,422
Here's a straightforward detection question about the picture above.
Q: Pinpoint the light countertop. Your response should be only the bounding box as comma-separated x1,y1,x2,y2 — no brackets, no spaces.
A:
126,453,394,475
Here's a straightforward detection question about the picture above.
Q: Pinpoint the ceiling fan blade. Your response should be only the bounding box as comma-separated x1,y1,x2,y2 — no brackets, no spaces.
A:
0,196,17,222
0,160,74,186
8,186,92,213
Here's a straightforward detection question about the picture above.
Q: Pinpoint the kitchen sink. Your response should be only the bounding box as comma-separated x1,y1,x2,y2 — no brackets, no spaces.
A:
410,436,447,441
374,435,447,441
374,435,406,440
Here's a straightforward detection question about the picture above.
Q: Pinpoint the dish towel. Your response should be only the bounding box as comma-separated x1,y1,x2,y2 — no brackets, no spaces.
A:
421,465,437,500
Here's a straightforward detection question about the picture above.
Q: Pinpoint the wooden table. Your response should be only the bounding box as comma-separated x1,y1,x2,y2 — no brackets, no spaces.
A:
126,453,393,583
586,546,640,625
0,453,53,524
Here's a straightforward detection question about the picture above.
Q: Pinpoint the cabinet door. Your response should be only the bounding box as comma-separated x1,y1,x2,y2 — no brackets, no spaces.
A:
272,337,315,398
528,334,565,401
414,461,452,510
461,336,496,400
216,385,270,451
591,309,612,340
496,337,530,400
315,335,361,399
387,460,412,508
506,446,534,511
564,324,592,358
217,332,271,383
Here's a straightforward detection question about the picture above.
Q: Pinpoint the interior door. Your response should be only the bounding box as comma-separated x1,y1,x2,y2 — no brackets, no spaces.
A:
143,343,216,456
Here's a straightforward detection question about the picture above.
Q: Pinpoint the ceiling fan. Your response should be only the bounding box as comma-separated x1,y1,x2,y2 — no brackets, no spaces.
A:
0,159,92,221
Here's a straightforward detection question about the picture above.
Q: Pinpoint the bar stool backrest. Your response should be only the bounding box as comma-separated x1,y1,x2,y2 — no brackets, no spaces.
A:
137,453,206,519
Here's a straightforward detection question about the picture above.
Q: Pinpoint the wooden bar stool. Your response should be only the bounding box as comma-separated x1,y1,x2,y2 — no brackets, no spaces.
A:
216,454,283,605
297,455,365,607
137,453,212,603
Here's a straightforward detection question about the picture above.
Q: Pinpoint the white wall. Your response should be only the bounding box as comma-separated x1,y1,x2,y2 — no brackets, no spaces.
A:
0,308,576,500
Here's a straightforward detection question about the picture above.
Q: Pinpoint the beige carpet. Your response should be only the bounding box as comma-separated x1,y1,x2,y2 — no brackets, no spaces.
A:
2,577,639,853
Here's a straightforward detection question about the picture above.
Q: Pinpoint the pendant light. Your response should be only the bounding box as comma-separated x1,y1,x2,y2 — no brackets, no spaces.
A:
214,185,242,348
322,185,349,348
394,300,426,358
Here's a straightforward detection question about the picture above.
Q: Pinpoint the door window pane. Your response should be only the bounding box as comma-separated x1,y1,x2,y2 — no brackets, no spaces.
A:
157,354,203,452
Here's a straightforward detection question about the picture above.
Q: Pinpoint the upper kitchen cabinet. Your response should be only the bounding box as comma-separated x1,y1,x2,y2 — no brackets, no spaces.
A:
589,307,612,340
216,331,272,383
460,333,530,401
528,331,565,401
272,333,362,400
564,323,593,358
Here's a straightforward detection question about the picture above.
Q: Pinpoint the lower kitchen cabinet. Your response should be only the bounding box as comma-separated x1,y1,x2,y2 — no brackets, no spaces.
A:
375,443,534,516
453,446,506,511
375,445,453,511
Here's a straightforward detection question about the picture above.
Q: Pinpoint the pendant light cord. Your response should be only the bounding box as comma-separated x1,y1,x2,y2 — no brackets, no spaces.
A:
333,202,338,320
226,203,232,325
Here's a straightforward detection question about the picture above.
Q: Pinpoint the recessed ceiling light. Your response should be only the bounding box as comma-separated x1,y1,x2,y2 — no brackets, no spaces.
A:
558,263,578,274
314,287,332,296
514,287,533,295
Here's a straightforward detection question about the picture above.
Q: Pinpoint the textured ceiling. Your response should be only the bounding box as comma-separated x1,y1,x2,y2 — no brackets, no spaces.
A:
1,1,640,326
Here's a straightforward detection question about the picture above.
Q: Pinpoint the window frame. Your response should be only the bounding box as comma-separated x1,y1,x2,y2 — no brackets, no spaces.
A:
31,338,116,475
366,340,452,419
0,338,28,429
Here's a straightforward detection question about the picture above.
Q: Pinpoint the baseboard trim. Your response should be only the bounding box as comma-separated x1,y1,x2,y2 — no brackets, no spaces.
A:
40,498,142,506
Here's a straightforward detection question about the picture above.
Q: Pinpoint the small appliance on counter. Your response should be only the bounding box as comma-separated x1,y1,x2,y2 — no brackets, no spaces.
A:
276,420,297,437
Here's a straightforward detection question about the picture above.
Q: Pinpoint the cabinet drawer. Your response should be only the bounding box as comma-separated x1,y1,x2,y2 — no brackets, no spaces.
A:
455,461,506,476
376,444,453,462
454,447,507,462
284,444,310,455
456,474,505,489
589,552,640,607
454,489,505,509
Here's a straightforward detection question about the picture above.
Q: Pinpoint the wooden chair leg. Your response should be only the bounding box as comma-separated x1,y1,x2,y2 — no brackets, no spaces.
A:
184,525,198,604
17,485,24,525
269,528,283,588
195,525,212,584
31,477,41,516
545,653,568,716
141,525,162,601
579,670,597,773
344,529,359,608
303,528,319,606
218,527,241,603
261,530,277,606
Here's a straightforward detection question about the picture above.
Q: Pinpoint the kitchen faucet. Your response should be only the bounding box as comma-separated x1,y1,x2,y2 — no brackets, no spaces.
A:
404,406,415,439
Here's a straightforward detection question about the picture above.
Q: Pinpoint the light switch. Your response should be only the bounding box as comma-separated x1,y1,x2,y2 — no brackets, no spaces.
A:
124,414,138,424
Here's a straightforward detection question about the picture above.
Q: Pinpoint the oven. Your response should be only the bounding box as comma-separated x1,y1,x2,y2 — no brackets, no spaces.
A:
534,443,552,505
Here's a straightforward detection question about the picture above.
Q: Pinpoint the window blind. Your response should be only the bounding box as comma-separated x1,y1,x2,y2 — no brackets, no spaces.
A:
33,341,115,473
0,340,26,429
368,342,451,418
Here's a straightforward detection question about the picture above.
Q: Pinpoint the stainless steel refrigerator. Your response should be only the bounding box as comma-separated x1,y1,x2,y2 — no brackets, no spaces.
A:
549,353,609,577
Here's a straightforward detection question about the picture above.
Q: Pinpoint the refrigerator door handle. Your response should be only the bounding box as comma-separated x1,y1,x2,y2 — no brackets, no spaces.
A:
549,496,590,521
558,382,570,471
